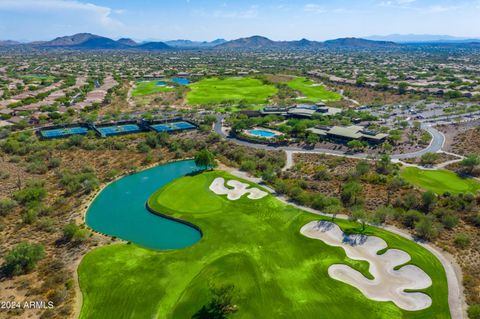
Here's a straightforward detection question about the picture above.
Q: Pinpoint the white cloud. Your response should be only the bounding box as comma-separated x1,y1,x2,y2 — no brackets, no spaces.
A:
379,0,416,9
304,4,325,14
0,0,122,28
192,5,259,19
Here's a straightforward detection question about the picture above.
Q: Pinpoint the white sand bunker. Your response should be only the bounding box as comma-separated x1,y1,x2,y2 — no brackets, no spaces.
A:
301,221,432,311
209,177,267,200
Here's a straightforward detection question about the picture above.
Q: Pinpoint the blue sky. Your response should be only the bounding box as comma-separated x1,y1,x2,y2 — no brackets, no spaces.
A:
0,0,479,41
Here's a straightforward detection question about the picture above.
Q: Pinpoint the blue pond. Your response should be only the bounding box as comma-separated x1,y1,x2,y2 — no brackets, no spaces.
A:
248,129,278,138
86,160,203,250
41,127,89,138
156,81,167,86
171,77,190,85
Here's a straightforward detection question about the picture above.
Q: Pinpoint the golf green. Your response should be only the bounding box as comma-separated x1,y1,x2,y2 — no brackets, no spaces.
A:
287,77,342,103
78,168,450,319
401,167,480,195
132,80,174,97
186,77,277,105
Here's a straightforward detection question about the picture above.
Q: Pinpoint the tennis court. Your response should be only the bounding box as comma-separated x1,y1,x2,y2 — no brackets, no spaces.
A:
97,124,143,137
40,126,89,138
149,121,196,133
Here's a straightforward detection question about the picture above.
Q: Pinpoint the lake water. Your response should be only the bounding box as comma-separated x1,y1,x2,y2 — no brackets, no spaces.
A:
85,160,202,250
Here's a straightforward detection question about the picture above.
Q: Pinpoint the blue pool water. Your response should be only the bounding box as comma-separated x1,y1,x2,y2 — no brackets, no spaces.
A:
41,127,89,138
248,129,278,138
171,77,190,85
156,81,167,86
86,160,203,250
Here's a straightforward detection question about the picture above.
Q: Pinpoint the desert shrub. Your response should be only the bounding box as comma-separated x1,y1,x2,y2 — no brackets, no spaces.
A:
441,213,459,229
402,210,422,228
415,216,440,240
454,233,471,248
2,242,45,277
63,223,90,242
0,198,17,216
468,304,480,319
13,180,47,205
59,169,99,195
26,161,48,174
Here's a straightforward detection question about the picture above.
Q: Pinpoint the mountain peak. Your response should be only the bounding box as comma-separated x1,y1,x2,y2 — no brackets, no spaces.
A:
117,38,137,46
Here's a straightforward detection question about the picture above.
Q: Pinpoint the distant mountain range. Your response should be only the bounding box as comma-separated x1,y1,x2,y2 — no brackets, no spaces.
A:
0,40,21,46
0,33,479,51
214,35,398,50
165,39,226,48
0,33,171,50
366,34,480,43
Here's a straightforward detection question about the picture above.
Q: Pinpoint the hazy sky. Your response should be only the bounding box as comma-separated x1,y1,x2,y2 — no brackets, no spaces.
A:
1,0,480,41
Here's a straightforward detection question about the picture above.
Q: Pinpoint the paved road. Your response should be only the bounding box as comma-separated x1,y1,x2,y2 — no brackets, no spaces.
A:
215,115,445,160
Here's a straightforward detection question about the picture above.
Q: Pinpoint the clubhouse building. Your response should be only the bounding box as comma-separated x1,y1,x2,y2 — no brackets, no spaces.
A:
307,125,389,144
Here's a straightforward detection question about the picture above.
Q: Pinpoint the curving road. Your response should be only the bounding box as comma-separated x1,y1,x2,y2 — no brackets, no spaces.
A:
214,115,446,161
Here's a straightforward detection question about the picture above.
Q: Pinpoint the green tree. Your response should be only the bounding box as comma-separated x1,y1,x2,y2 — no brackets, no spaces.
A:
415,216,439,240
460,155,480,174
355,160,370,177
376,155,392,175
421,191,437,212
347,140,365,152
193,284,238,319
2,242,45,277
341,181,363,207
195,149,217,170
351,208,368,231
398,82,408,95
306,133,319,146
468,304,480,319
63,223,90,243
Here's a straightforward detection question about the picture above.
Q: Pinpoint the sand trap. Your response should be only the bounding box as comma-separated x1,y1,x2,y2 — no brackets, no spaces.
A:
209,177,267,200
301,221,432,311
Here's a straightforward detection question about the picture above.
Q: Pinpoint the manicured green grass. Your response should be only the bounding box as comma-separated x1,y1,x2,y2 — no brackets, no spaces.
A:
132,81,174,97
287,77,342,103
79,170,450,319
186,77,278,105
401,167,480,195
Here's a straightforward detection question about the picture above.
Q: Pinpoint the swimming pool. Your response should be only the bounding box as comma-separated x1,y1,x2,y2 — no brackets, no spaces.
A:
171,77,190,85
156,81,167,86
248,129,278,138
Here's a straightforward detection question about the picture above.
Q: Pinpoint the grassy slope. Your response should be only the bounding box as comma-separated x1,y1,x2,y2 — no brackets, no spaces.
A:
401,167,480,195
132,81,173,97
287,77,342,103
79,171,450,319
186,77,278,105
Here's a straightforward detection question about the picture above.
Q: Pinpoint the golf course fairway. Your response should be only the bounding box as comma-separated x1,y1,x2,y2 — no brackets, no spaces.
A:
78,167,450,319
132,80,174,97
401,167,480,195
287,77,342,103
186,77,277,105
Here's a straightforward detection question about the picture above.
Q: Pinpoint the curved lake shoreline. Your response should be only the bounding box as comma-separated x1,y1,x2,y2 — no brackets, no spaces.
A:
85,160,202,250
